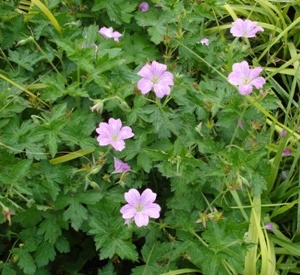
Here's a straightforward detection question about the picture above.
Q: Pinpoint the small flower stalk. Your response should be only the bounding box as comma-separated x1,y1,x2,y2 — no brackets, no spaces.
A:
120,188,161,227
230,18,264,38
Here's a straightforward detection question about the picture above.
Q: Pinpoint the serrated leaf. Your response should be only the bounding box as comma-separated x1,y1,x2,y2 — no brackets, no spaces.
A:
100,239,138,261
13,248,36,275
15,207,42,228
149,108,172,139
35,241,56,267
1,263,17,275
55,236,70,253
8,49,44,71
137,151,152,173
37,214,66,244
148,25,166,45
11,159,32,182
63,200,88,231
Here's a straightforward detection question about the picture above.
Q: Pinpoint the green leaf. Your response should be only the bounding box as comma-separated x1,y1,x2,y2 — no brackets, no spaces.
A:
1,117,44,156
8,49,45,72
137,151,152,173
39,161,72,201
63,199,88,231
14,208,42,227
11,159,32,183
35,241,56,267
13,247,36,275
37,214,67,244
148,107,172,139
55,236,70,254
0,263,17,275
100,239,138,260
92,0,136,24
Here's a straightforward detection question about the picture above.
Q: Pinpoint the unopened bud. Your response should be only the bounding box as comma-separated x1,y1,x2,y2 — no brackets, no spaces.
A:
90,99,104,114
16,36,34,46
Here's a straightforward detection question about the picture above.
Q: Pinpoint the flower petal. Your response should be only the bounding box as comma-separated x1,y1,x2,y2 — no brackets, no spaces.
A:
111,140,125,151
159,71,174,86
119,126,134,139
137,78,153,94
249,67,263,79
134,212,149,227
250,77,265,89
227,72,241,85
238,84,253,95
97,136,112,146
124,189,141,205
137,64,153,78
140,189,157,205
143,203,161,218
151,61,167,77
108,118,122,133
153,84,170,98
120,204,136,218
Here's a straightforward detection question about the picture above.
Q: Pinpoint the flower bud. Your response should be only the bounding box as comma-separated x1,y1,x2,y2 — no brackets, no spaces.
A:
90,99,104,114
139,2,149,12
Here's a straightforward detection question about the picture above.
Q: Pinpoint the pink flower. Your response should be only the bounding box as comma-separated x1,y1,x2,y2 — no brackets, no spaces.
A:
200,38,210,46
96,118,134,151
228,61,265,95
237,119,244,129
120,189,161,227
137,61,174,98
264,223,274,232
98,27,123,42
139,2,149,12
230,18,264,38
282,148,292,156
112,158,130,174
279,130,287,138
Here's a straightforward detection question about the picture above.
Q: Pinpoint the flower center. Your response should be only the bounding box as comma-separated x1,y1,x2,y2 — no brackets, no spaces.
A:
242,30,249,37
151,75,159,84
135,203,144,212
242,77,250,85
110,134,119,141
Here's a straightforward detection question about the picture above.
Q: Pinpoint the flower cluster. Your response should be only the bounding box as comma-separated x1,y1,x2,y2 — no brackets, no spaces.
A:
228,18,266,95
93,19,267,228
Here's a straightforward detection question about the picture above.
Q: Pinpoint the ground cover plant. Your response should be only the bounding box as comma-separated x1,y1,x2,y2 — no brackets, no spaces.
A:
0,0,300,274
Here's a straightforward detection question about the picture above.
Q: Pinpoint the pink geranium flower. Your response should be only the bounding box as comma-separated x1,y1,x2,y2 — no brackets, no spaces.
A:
98,27,123,42
228,61,265,95
112,158,130,174
137,61,174,98
120,189,161,227
200,38,210,46
282,148,292,156
230,18,264,38
96,118,134,151
139,2,149,12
